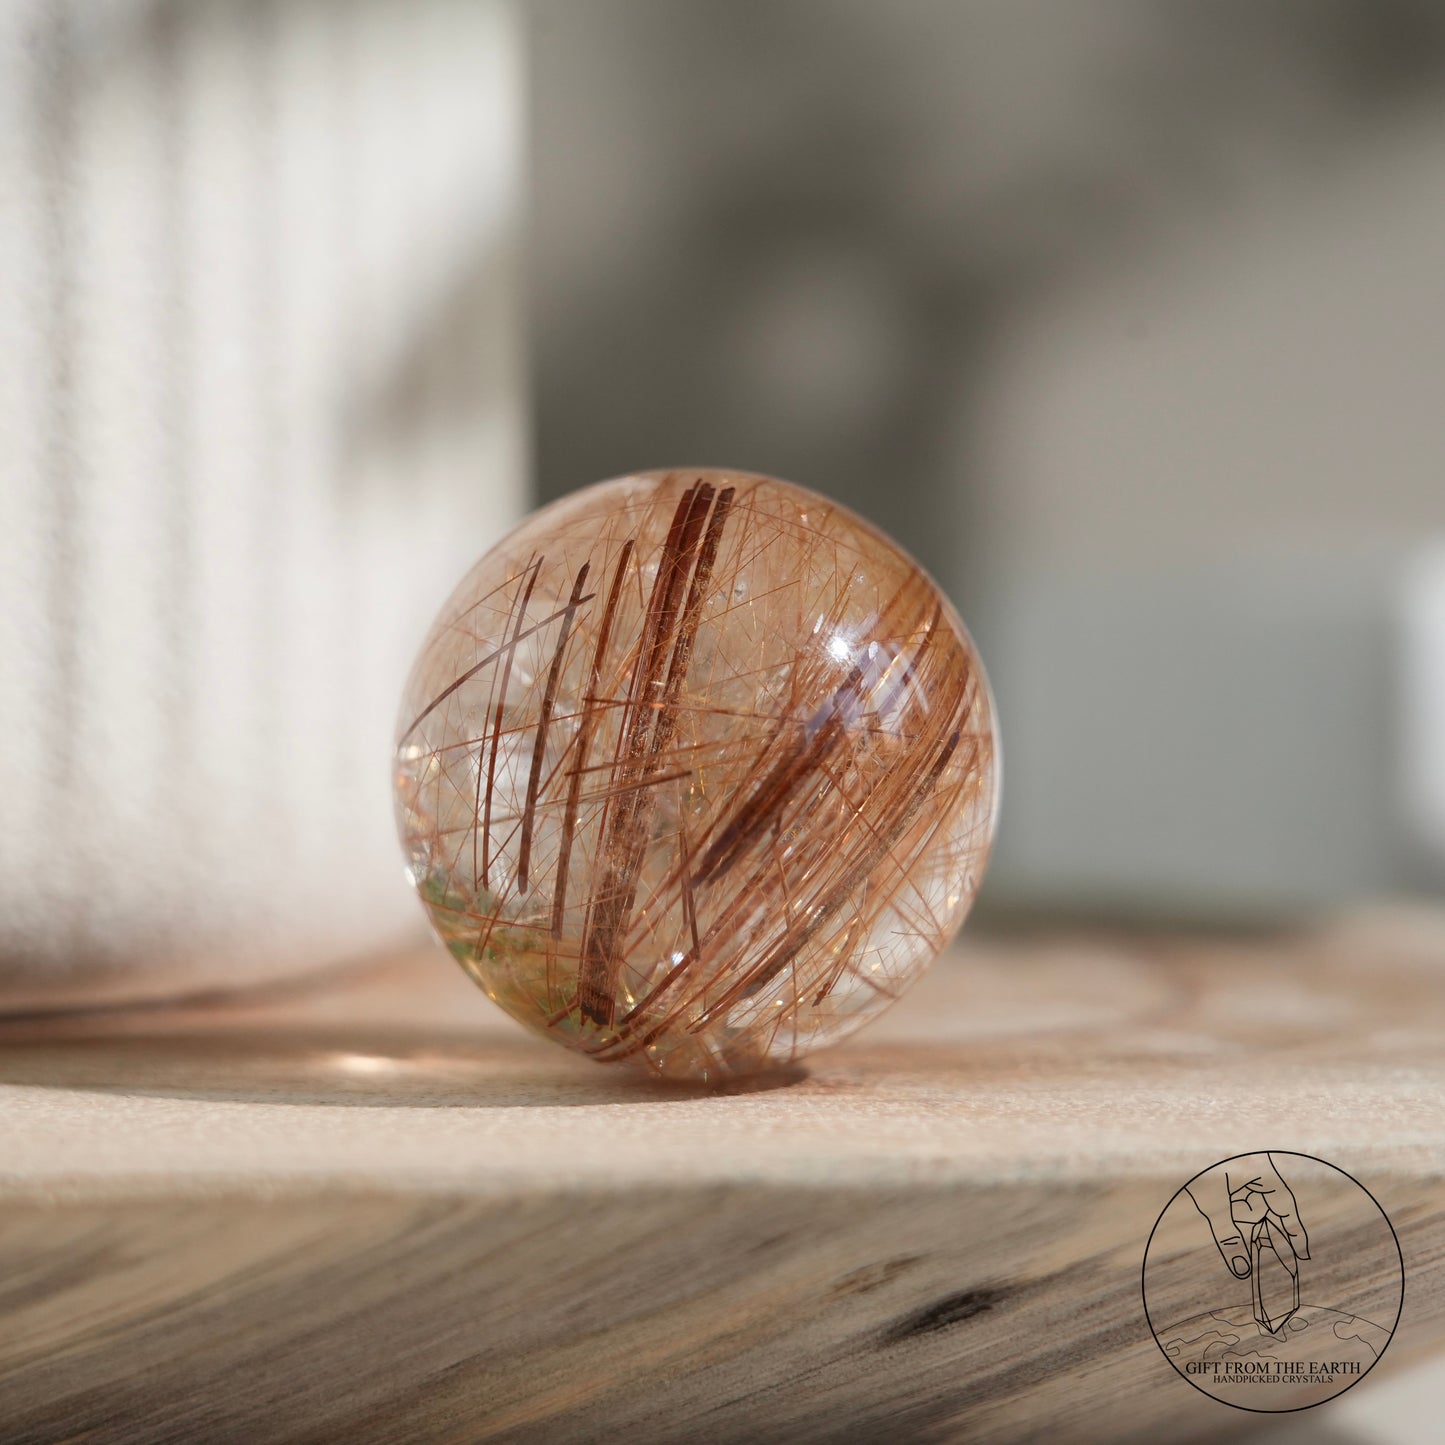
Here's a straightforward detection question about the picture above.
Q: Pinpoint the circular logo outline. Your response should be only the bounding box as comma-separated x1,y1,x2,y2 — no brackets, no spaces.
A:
1141,1150,1405,1415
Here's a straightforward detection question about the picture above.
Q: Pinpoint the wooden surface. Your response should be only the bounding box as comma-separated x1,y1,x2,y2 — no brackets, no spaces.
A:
1,912,1444,1443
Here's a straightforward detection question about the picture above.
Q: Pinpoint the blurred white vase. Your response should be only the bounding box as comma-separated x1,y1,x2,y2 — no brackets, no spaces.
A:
0,0,525,1008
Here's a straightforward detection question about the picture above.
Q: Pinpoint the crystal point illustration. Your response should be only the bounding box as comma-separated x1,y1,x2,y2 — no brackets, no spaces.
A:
1251,1219,1302,1335
394,470,998,1080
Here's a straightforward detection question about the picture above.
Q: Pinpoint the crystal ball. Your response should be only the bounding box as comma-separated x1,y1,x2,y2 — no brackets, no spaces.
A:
394,470,998,1080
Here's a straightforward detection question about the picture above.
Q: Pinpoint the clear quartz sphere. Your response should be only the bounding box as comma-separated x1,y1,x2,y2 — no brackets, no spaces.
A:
394,470,998,1081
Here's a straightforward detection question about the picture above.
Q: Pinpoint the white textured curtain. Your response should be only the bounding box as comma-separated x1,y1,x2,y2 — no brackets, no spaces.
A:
0,0,525,1008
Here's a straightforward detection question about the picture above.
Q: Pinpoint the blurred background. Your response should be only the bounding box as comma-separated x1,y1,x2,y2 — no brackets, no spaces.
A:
4,0,1445,1004
531,0,1445,925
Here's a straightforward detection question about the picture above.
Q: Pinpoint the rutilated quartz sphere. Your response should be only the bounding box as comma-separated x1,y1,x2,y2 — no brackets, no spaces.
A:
394,470,998,1081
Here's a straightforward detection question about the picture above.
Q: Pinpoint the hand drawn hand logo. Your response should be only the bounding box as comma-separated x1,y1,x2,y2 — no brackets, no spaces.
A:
1186,1152,1311,1333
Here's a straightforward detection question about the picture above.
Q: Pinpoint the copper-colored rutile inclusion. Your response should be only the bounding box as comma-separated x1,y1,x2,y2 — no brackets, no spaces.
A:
394,470,998,1080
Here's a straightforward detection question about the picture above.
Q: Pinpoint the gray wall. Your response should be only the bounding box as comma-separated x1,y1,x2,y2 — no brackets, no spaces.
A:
531,0,1445,917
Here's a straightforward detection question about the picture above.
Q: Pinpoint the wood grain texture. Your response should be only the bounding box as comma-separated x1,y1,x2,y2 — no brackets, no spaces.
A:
1,912,1444,1443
